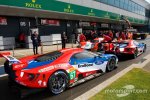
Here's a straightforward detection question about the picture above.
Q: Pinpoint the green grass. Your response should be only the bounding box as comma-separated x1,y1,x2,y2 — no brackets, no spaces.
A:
90,68,150,100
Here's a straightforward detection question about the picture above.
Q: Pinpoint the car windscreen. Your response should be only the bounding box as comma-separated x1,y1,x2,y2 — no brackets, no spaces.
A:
35,51,62,62
73,50,98,60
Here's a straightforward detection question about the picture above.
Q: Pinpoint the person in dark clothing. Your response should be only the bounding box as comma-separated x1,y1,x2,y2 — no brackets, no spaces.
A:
61,32,67,49
74,32,78,44
31,31,40,55
97,43,104,53
85,31,91,41
98,30,103,37
91,31,98,40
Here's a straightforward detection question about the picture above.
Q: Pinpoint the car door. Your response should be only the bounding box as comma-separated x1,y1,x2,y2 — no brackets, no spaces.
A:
70,51,107,72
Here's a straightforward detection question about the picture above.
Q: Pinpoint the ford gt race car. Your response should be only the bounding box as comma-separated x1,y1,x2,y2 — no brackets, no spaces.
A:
80,38,104,51
0,48,118,95
103,40,146,59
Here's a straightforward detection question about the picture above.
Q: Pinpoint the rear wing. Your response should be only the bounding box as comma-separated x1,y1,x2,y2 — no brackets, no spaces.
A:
0,52,21,63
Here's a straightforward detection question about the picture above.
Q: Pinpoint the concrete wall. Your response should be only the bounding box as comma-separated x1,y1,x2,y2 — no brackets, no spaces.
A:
0,36,15,50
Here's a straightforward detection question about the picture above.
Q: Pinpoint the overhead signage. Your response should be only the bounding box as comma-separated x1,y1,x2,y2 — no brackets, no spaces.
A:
41,19,60,26
0,0,146,25
25,0,42,9
91,22,96,26
79,22,90,27
101,23,109,28
88,9,95,16
20,22,26,26
64,4,74,13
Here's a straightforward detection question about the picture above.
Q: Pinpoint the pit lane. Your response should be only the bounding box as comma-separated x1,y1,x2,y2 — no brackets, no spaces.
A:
0,37,150,100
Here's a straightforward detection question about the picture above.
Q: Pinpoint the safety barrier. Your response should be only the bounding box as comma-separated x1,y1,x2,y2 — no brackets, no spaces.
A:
0,39,79,57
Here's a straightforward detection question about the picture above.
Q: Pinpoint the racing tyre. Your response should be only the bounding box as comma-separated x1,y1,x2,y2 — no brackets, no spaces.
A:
141,35,146,40
48,71,68,94
132,48,138,59
106,57,116,72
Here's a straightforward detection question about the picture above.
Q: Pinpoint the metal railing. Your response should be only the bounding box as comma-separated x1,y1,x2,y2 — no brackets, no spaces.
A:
0,39,79,57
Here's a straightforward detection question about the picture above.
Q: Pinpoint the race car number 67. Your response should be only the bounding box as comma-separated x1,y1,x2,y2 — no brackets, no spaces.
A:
69,70,76,80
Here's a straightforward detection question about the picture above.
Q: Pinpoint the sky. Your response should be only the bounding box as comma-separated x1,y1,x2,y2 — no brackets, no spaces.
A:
145,0,150,3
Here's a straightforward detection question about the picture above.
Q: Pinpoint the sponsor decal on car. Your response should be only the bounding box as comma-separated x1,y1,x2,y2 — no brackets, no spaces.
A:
69,70,76,80
54,63,69,69
86,72,94,76
67,67,76,80
85,43,90,47
78,63,93,68
14,63,26,69
68,67,76,72
95,61,104,65
38,63,69,73
38,66,54,73
38,80,42,86
38,80,47,86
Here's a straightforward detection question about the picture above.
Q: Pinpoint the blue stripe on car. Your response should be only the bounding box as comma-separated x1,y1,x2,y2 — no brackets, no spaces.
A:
24,60,53,69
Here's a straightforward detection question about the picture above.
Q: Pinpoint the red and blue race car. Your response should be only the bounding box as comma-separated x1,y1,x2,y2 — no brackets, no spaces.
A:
80,38,104,51
0,48,118,95
102,40,146,58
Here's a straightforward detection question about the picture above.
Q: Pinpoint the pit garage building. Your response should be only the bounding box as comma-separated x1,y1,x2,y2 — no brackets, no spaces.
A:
0,0,149,49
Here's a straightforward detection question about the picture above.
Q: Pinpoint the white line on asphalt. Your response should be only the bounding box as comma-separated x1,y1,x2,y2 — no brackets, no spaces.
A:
0,74,7,78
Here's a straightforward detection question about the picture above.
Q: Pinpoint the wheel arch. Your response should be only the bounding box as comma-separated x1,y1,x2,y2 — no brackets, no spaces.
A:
47,69,70,87
106,56,117,72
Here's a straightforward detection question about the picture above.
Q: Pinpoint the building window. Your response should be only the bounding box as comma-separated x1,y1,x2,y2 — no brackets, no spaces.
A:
128,0,132,11
114,0,120,7
120,0,124,9
100,0,108,4
108,0,115,5
94,0,146,16
123,0,129,10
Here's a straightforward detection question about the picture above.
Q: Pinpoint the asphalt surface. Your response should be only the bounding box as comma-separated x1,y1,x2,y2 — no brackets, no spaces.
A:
0,37,150,100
